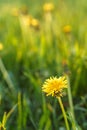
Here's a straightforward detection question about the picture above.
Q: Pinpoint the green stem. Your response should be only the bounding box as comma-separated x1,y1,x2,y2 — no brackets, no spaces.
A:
57,97,70,130
66,75,75,119
66,75,76,129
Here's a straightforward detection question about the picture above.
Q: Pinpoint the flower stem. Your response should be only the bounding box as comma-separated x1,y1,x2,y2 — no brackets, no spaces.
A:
57,97,70,130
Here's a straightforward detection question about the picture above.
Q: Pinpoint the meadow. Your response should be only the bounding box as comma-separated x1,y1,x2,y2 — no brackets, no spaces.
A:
0,0,87,130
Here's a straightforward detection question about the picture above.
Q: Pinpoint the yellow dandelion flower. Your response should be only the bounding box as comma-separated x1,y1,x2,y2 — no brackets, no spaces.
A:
42,76,67,97
31,18,40,30
63,25,72,33
43,3,54,12
0,43,3,51
20,15,32,26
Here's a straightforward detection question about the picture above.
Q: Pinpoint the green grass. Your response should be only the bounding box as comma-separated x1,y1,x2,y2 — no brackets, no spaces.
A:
0,0,87,129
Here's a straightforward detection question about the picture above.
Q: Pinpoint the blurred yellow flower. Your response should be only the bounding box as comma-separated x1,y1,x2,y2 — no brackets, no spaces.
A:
43,3,54,12
0,43,3,51
42,76,67,97
63,25,72,33
20,15,32,26
12,8,19,17
31,18,40,30
20,15,40,30
12,6,28,17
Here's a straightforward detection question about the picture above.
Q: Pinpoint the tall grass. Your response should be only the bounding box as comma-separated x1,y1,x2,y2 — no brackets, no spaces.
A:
0,0,87,129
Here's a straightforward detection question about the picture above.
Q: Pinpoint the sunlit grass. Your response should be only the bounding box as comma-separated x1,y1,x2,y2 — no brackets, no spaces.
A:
0,0,87,129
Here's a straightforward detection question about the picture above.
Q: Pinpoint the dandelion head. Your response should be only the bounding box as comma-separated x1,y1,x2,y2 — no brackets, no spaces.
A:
31,18,40,30
21,15,33,26
0,43,3,51
43,3,54,12
42,76,67,98
63,25,72,34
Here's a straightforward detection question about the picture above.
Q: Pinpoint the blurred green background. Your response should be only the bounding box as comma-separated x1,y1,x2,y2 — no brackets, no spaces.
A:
0,0,87,130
